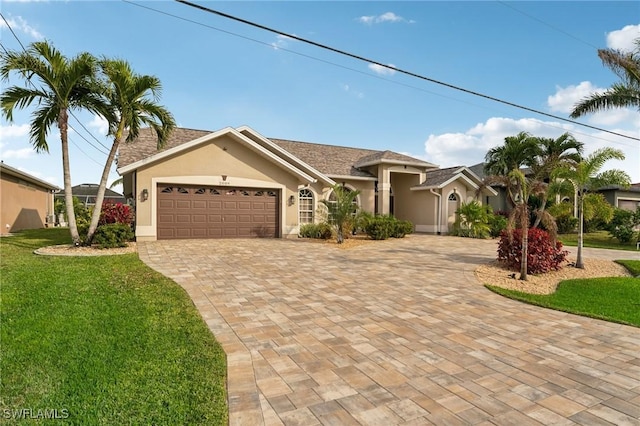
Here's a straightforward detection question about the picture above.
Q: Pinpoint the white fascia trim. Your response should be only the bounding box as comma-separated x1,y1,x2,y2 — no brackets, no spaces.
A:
118,127,316,184
236,125,335,186
328,174,377,181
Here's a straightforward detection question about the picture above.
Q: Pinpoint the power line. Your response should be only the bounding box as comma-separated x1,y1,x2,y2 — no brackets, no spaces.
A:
121,1,637,150
173,0,640,143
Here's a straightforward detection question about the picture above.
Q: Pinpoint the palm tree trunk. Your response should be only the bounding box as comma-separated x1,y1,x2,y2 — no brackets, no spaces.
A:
85,134,122,244
59,109,80,245
576,196,585,269
520,222,528,280
532,193,547,228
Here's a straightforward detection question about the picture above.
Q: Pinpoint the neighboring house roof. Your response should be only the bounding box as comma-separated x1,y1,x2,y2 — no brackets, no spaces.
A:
118,126,436,180
0,161,60,191
598,183,640,193
412,165,497,196
66,184,125,198
468,162,487,180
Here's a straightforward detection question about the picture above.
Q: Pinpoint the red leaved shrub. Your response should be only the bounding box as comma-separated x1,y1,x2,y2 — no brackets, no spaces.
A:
99,202,133,226
497,228,568,274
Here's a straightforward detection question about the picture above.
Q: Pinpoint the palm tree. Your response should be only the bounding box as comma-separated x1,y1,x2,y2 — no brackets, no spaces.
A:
484,131,540,209
84,59,176,244
530,133,583,227
320,184,360,244
0,41,105,244
552,148,630,268
571,38,640,117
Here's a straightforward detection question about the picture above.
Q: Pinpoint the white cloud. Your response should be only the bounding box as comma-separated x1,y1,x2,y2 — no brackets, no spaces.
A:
271,34,295,50
424,116,640,183
368,63,397,76
357,12,414,25
88,115,109,136
15,166,59,186
0,15,43,39
341,83,364,99
547,81,603,114
1,147,34,159
606,24,640,52
0,123,30,139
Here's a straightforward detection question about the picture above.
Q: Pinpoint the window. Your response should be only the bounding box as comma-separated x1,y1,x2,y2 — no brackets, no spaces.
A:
299,188,314,224
327,186,358,220
448,193,458,201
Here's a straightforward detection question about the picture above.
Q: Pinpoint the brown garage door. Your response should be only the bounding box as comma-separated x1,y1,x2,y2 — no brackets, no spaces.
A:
157,185,279,240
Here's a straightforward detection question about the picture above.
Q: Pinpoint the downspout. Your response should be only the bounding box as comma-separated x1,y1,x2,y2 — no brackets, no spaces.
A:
430,188,442,235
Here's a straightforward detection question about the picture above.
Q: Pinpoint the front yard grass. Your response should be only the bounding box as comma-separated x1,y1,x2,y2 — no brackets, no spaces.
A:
488,260,640,327
558,230,638,251
0,229,227,425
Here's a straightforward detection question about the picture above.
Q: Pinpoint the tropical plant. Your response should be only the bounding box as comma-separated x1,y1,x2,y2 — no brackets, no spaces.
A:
320,184,360,244
552,147,631,268
607,207,640,243
497,228,568,274
530,133,583,228
299,223,332,239
452,200,491,239
570,38,640,118
0,41,105,244
84,59,175,244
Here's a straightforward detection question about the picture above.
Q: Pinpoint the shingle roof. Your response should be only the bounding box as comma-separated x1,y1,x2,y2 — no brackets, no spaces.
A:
417,166,464,187
118,127,432,179
598,183,640,193
70,184,124,198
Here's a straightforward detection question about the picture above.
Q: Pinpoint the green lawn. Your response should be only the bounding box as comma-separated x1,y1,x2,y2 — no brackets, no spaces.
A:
0,229,228,425
558,230,639,251
487,260,640,327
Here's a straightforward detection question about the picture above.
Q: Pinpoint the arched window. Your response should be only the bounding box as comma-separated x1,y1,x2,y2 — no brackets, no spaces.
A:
448,193,458,201
299,188,314,224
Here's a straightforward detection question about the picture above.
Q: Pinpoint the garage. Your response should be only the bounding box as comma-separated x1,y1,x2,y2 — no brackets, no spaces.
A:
157,184,279,239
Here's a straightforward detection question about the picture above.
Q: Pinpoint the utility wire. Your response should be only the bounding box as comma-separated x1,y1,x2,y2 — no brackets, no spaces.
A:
122,1,637,149
174,0,640,143
0,12,109,158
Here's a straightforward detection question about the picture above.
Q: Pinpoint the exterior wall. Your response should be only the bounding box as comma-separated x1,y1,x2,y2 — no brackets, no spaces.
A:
404,190,436,233
132,135,306,241
391,173,422,221
440,181,480,234
0,174,53,234
601,189,640,211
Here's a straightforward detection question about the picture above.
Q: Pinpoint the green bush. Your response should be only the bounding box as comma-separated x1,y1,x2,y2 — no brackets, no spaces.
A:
299,223,332,239
607,208,639,244
451,201,491,239
92,223,134,249
364,215,413,240
488,213,507,238
555,214,579,234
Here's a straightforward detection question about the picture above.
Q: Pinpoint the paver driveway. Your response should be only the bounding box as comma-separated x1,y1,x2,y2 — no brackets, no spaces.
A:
138,235,640,425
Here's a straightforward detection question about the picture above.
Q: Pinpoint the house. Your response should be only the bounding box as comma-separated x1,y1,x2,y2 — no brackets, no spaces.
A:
54,183,126,207
0,162,60,234
116,126,496,241
598,184,640,212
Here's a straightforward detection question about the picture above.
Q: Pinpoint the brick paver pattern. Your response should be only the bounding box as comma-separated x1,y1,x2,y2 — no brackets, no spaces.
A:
138,235,640,425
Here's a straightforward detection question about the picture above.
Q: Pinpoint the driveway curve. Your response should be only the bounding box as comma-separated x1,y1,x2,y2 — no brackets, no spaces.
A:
138,235,640,425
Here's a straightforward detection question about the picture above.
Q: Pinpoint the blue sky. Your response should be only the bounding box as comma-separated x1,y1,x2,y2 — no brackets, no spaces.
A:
1,1,638,193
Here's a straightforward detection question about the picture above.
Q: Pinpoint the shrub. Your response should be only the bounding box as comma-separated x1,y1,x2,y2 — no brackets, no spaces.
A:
488,213,507,238
92,223,134,249
391,220,414,238
555,214,579,234
451,201,491,239
497,228,568,274
606,208,639,244
299,223,332,239
99,202,134,226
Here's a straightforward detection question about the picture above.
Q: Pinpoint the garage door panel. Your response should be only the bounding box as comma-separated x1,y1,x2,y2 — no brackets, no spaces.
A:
157,184,279,240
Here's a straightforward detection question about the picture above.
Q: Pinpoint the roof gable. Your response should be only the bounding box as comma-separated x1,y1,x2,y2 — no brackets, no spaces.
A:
413,165,497,196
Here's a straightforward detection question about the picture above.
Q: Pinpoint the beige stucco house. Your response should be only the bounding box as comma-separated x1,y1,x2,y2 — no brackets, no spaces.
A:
117,126,496,241
0,162,60,235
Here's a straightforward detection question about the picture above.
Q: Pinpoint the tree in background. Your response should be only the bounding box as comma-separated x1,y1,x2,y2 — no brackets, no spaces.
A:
0,41,106,245
571,38,640,117
553,148,630,268
84,59,175,244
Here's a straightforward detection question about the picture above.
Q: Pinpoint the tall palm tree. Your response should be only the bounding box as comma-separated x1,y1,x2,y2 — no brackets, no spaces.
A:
530,133,583,227
571,38,640,117
552,148,630,268
0,41,105,244
84,59,175,244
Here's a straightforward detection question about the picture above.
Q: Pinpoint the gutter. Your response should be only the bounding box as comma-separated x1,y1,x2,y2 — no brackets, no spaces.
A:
430,188,442,235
